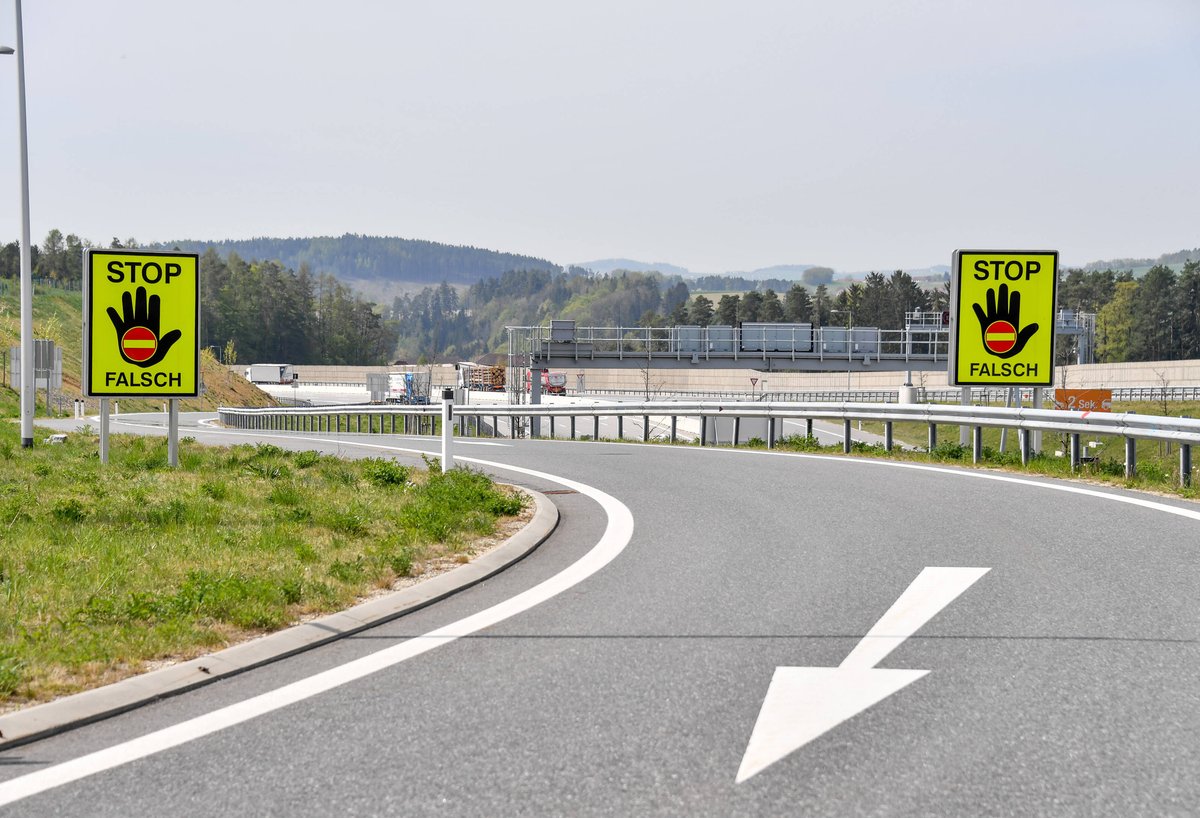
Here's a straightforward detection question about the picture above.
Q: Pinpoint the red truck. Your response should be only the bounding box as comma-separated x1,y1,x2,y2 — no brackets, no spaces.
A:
526,369,567,395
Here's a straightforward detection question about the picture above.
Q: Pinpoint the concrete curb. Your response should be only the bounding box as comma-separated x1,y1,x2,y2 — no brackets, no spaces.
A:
0,487,559,750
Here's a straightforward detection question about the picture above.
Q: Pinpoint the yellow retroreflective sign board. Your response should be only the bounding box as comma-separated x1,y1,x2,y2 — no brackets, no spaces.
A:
84,249,200,397
948,250,1058,386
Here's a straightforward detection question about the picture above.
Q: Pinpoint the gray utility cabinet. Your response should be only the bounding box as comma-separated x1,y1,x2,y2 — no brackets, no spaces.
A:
740,323,813,353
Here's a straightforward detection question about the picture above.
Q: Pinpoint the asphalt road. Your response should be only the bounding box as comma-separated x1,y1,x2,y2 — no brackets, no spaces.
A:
2,413,1197,816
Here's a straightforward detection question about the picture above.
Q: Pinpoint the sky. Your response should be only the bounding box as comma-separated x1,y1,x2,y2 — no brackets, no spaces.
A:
1,0,1198,275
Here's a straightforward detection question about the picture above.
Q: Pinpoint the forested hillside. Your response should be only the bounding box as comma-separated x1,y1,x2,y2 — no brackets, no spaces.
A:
4,229,1199,368
199,250,396,365
158,235,559,287
387,267,689,362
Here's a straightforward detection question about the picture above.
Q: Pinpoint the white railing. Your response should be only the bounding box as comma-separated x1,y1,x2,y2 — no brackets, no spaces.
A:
217,399,1200,486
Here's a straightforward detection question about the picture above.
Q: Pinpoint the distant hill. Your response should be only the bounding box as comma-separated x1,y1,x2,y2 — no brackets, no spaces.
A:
574,258,692,277
1081,248,1199,274
735,264,816,280
154,234,560,287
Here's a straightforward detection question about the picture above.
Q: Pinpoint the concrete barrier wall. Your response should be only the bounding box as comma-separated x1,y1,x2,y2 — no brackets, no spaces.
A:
231,359,1200,394
229,364,458,388
560,360,1200,394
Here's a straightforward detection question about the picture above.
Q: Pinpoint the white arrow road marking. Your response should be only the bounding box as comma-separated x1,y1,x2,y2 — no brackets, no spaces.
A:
736,566,990,784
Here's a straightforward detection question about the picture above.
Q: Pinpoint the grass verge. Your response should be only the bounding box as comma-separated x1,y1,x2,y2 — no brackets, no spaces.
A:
0,424,524,709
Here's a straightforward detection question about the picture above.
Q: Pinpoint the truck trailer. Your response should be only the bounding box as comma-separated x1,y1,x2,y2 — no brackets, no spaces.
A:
244,363,297,384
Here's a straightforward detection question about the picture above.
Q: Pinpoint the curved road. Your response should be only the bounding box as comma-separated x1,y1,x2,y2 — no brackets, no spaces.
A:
1,413,1197,815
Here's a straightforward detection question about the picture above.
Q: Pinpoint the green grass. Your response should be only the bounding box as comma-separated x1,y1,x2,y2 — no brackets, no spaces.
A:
0,424,525,707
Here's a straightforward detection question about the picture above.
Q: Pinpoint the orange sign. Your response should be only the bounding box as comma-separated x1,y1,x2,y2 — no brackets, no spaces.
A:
1053,389,1112,412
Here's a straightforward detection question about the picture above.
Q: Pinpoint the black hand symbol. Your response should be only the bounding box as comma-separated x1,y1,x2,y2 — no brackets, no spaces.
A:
971,283,1038,359
106,286,182,367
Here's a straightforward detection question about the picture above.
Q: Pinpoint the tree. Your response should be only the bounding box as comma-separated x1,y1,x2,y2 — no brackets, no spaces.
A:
784,284,812,323
928,281,951,312
1176,261,1200,359
802,266,834,286
813,285,831,326
886,270,928,328
738,290,763,323
688,294,714,326
1096,280,1138,362
759,289,784,322
37,229,67,281
662,280,690,316
715,294,739,325
856,273,889,327
1129,264,1177,361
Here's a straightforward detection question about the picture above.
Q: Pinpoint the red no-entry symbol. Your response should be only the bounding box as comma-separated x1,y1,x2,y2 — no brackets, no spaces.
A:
121,326,158,363
984,320,1016,355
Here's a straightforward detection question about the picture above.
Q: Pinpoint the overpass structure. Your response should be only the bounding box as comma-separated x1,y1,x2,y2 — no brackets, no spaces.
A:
508,310,1096,374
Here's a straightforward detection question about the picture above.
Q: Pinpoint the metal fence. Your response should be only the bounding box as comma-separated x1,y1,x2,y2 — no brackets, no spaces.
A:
217,398,1200,486
581,386,1200,404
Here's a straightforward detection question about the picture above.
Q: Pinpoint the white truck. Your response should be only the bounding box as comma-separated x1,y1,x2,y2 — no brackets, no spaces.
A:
244,363,297,384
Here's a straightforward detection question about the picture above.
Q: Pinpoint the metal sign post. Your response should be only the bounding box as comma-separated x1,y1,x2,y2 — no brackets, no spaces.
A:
99,398,109,464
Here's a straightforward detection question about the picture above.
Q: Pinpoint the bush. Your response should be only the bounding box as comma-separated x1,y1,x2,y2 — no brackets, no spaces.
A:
930,442,968,461
51,498,87,523
294,450,321,469
362,458,410,487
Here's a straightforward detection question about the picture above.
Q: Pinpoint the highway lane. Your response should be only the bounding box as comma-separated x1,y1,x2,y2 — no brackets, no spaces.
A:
3,414,1198,815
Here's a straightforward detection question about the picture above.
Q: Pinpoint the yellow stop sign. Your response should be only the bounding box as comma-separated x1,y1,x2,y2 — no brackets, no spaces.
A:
948,250,1058,386
84,249,200,397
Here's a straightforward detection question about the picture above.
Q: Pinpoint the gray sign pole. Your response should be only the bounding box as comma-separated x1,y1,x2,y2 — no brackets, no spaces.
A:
99,398,109,464
168,399,179,467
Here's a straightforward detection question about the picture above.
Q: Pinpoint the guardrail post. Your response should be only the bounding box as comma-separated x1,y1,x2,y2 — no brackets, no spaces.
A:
570,416,576,440
593,415,600,441
493,415,499,438
734,417,741,446
670,416,677,443
768,418,776,449
700,416,707,446
549,415,556,439
617,416,624,440
843,419,852,453
884,421,893,452
643,415,649,442
1125,437,1136,478
972,426,982,464
1020,429,1030,466
805,418,813,440
1181,444,1192,487
1070,433,1081,471
928,422,937,452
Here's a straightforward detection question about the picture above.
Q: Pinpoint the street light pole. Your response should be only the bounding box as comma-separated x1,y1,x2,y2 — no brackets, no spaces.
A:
3,0,34,447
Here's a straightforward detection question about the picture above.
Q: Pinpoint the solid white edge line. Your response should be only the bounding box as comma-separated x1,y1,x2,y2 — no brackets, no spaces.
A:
0,442,634,808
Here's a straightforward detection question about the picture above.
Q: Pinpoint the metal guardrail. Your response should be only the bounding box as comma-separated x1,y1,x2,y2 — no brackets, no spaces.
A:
264,384,1200,404
218,399,1200,486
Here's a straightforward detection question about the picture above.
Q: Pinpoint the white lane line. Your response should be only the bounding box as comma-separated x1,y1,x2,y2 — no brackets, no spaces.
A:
595,438,1200,525
0,452,633,808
